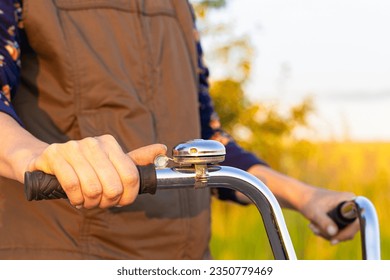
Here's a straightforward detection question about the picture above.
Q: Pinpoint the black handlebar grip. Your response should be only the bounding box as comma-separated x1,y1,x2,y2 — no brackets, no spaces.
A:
24,171,67,201
327,201,357,230
24,163,157,201
136,164,157,195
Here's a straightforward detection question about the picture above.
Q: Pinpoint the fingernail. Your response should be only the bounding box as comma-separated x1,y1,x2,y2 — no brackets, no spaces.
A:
309,224,320,235
75,205,83,210
327,225,338,236
154,154,169,169
115,205,123,208
331,239,339,245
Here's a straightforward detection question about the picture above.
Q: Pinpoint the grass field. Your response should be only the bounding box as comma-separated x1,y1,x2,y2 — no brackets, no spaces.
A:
210,141,390,259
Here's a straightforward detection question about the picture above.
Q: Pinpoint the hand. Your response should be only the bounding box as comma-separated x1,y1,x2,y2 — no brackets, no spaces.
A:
301,188,360,244
246,164,360,244
26,135,166,209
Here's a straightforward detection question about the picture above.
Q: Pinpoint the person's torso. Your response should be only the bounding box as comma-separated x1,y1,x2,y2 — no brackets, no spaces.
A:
0,0,211,260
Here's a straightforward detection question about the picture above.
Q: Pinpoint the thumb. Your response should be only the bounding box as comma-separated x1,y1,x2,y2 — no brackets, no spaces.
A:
128,144,167,165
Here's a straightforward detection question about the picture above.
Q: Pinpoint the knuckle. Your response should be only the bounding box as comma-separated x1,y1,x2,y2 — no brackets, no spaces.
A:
54,140,80,157
100,134,116,143
122,172,139,188
62,180,80,194
65,140,80,150
46,143,59,153
104,186,123,200
43,143,61,160
80,137,100,154
80,137,99,149
118,189,138,206
84,185,103,199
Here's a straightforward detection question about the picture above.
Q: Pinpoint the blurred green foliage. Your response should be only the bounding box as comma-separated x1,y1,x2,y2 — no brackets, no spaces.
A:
193,0,389,260
210,79,315,169
193,0,316,168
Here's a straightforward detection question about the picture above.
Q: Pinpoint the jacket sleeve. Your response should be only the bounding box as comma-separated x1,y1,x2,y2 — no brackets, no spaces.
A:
0,0,23,125
191,7,268,204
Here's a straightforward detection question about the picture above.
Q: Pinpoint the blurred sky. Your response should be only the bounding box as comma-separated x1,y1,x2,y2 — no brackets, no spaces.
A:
200,0,390,141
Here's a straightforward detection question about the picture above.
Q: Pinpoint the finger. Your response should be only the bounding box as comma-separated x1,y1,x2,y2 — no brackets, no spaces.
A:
80,137,123,208
320,220,340,240
31,143,85,208
128,144,167,165
63,143,104,209
308,211,340,240
308,223,321,236
45,157,86,208
330,219,360,245
103,142,139,206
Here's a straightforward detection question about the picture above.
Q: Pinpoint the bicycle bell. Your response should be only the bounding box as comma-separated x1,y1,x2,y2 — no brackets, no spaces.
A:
172,139,226,165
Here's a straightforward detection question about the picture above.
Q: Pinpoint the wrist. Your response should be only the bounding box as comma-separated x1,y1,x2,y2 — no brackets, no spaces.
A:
0,112,49,182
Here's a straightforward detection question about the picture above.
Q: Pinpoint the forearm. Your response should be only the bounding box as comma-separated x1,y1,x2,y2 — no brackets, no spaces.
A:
0,112,48,183
246,164,316,211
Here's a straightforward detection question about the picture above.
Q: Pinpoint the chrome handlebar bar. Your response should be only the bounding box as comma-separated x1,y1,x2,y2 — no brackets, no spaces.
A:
24,139,381,260
353,196,381,260
156,165,297,260
155,165,381,260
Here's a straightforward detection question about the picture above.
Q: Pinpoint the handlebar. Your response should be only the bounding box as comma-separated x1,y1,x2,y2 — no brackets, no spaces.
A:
24,164,297,260
24,165,381,260
23,139,381,260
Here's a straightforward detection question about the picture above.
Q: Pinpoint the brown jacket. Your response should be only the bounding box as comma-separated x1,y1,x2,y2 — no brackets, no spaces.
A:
0,0,211,259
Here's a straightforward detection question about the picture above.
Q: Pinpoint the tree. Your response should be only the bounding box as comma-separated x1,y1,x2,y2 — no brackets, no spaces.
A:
193,0,315,168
